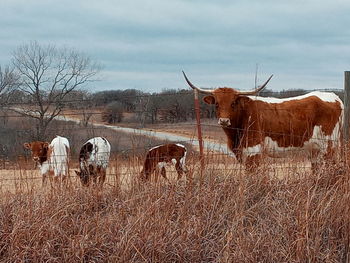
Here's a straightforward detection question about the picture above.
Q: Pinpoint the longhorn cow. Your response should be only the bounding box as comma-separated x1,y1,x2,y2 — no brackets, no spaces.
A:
183,72,343,171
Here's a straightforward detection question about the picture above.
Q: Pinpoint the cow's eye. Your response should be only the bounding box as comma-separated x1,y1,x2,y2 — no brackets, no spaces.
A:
215,103,219,108
231,102,235,108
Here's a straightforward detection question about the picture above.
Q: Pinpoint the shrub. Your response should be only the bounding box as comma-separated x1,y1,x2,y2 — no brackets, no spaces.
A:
102,101,124,124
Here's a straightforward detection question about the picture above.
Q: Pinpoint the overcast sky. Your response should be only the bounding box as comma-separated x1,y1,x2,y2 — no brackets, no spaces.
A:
1,0,350,92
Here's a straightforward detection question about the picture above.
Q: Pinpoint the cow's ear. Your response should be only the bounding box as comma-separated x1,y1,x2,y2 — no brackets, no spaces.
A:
43,142,49,149
203,95,215,105
23,143,31,149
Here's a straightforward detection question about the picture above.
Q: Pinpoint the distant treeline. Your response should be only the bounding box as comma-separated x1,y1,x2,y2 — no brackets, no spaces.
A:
7,87,345,126
89,88,345,125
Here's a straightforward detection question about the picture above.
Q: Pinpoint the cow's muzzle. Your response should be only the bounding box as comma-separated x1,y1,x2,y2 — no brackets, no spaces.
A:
218,118,231,127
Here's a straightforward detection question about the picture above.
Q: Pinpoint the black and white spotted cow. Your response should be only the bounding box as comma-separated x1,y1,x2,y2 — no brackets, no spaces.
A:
75,137,111,186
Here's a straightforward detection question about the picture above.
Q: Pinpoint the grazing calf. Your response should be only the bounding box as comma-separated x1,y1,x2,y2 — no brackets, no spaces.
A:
140,143,188,180
24,135,70,186
75,137,111,186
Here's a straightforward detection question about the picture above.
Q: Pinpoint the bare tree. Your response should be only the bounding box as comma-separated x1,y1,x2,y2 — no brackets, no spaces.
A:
0,66,19,106
11,41,100,139
64,90,94,127
136,95,151,128
102,101,124,124
0,66,20,126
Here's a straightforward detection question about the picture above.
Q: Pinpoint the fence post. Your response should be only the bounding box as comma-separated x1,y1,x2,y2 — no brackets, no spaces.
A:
344,71,350,142
193,89,205,173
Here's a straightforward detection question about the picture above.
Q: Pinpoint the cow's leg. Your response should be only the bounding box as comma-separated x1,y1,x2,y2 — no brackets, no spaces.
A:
175,160,183,179
143,162,158,181
92,175,97,184
178,156,188,179
310,148,321,174
143,165,155,181
155,162,166,181
61,173,68,188
95,167,101,185
53,170,62,189
41,163,51,187
84,175,91,187
311,160,320,174
42,173,47,187
245,155,261,174
311,151,337,174
99,169,106,186
154,167,160,182
64,160,70,188
89,165,97,184
49,174,56,190
50,176,59,189
324,141,339,170
49,176,53,189
143,170,151,180
55,169,68,189
227,139,243,162
160,167,167,179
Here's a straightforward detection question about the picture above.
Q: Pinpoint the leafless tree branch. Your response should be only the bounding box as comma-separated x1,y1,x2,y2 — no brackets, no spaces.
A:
11,41,100,139
0,66,20,106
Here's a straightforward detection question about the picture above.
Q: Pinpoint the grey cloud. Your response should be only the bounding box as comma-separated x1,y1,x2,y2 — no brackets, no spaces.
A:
0,0,349,92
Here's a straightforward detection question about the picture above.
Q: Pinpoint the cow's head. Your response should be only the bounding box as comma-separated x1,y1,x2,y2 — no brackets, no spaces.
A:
183,71,273,127
75,161,96,186
75,170,90,186
23,141,50,164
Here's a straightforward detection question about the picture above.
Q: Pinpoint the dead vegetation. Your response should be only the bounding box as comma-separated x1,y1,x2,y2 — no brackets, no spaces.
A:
0,112,349,262
0,154,349,262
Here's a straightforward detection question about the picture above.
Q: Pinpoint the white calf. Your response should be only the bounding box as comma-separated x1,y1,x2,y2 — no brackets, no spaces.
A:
24,135,70,186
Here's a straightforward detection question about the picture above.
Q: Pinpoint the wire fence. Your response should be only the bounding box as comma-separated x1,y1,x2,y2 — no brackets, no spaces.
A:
0,155,317,183
1,88,345,106
0,89,346,187
0,138,343,185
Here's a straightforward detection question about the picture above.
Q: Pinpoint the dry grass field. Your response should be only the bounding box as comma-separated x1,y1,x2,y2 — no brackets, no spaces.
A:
0,114,349,262
0,153,349,262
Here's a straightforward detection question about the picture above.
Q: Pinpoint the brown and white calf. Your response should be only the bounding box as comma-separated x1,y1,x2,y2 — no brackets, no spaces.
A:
75,137,111,186
140,143,188,180
23,135,70,186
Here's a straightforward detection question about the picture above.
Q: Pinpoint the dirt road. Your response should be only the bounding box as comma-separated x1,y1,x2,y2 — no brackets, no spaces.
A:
55,115,233,156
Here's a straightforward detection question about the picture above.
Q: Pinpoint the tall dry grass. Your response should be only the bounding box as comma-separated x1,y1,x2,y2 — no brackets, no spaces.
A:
0,155,349,262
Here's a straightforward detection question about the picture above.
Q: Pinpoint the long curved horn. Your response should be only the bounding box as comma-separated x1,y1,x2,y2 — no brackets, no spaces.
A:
182,71,214,94
237,75,273,95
